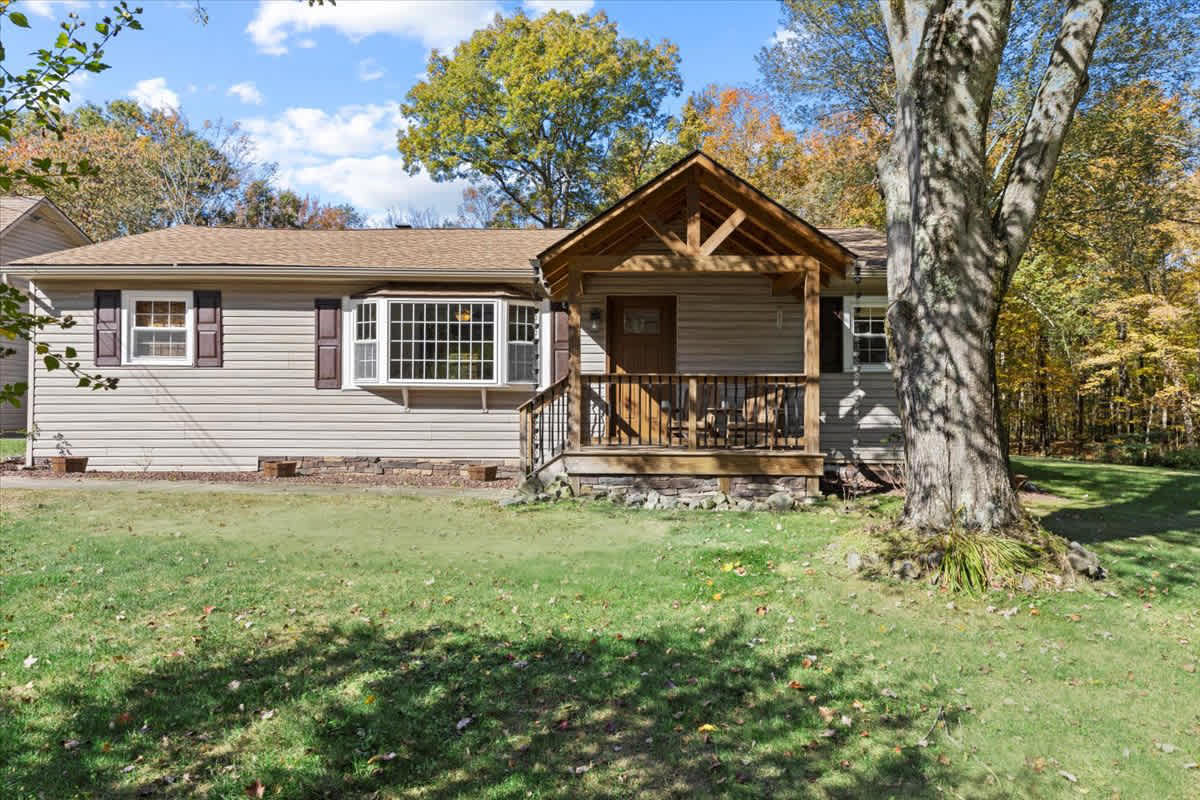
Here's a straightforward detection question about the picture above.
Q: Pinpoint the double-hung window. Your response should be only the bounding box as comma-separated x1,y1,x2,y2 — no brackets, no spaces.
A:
124,291,193,365
346,298,539,387
842,296,889,371
507,303,538,384
353,302,378,382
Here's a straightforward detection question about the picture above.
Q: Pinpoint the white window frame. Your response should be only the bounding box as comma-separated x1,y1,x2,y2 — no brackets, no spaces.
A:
842,295,890,372
504,300,540,386
122,290,194,366
342,297,542,389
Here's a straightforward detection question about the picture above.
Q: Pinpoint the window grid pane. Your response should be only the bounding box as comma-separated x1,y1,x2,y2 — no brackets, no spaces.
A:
389,301,495,382
852,306,888,365
507,305,538,383
131,297,188,359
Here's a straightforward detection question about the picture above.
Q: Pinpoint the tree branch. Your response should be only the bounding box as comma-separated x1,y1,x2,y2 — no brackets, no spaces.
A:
994,0,1110,282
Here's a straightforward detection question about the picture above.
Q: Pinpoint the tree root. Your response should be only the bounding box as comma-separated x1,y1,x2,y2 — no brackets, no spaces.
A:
855,516,1101,593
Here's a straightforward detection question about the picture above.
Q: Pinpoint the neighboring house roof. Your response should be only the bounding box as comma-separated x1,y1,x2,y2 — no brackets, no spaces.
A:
0,195,42,233
818,227,888,273
0,195,91,243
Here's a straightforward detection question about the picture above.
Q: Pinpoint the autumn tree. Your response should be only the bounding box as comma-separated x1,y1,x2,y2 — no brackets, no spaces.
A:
762,0,1200,532
234,179,363,230
396,10,681,228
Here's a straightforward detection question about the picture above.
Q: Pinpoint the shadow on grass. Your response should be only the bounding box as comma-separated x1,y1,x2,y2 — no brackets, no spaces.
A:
6,619,1011,799
1016,459,1200,590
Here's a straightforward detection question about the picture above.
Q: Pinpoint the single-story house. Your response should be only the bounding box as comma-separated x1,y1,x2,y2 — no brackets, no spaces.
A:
7,152,900,497
1,195,93,434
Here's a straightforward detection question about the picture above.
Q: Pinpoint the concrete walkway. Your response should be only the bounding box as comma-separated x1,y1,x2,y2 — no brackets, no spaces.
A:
0,474,510,500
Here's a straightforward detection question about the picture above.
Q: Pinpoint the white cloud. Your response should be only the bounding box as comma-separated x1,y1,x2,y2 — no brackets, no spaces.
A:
524,0,594,14
22,1,89,19
296,38,317,49
129,77,180,111
240,102,406,165
291,156,466,221
239,100,465,221
246,0,499,56
227,81,264,105
768,28,799,46
358,58,385,82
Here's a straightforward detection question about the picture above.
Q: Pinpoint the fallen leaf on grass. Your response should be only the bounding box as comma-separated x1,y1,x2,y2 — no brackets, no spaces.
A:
62,739,80,750
367,752,397,764
364,694,376,705
23,655,38,668
787,680,805,690
456,717,473,731
755,605,768,616
818,706,835,723
1183,663,1196,674
1057,770,1077,783
697,723,718,733
1157,742,1177,754
245,780,265,798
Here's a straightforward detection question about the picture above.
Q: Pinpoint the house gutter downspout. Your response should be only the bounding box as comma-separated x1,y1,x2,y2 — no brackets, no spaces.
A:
24,279,36,468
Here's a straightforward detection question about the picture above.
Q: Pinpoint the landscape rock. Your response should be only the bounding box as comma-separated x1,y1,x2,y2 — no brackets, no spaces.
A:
500,496,528,508
644,489,663,510
1067,541,1107,580
658,495,679,510
891,559,921,580
698,495,718,510
607,488,627,505
766,492,795,512
624,492,646,507
516,475,543,497
749,501,770,512
1018,574,1037,592
734,499,754,511
846,552,862,572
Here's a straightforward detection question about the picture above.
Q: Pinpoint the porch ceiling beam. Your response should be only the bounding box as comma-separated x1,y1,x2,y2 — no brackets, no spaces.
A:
686,180,701,250
699,200,778,254
696,171,849,267
639,210,697,257
699,208,747,256
573,254,824,273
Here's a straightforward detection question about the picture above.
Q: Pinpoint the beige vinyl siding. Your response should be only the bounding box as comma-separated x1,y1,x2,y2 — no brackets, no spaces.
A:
29,280,531,471
1,213,89,434
579,274,806,374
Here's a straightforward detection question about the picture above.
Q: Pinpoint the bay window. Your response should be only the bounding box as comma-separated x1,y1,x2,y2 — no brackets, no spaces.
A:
353,302,378,382
345,298,539,387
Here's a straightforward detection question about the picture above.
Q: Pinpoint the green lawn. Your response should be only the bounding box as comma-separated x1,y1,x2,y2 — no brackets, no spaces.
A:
1,460,1196,799
0,437,25,459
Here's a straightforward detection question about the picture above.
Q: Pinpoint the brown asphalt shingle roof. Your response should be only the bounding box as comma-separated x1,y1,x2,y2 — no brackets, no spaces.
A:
11,222,887,270
12,225,573,269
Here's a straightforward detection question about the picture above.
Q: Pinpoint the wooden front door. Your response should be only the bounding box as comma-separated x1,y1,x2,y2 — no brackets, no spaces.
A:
606,296,676,444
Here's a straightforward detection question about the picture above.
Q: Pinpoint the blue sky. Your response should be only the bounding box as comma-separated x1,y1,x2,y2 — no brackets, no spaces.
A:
7,0,789,224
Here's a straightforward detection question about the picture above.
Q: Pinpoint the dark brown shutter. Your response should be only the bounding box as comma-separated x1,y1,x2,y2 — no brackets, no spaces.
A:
551,308,569,382
194,290,222,367
314,298,341,389
94,290,121,366
819,297,844,374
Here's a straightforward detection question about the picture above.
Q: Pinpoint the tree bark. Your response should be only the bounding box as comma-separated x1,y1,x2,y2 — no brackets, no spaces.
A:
877,0,1109,532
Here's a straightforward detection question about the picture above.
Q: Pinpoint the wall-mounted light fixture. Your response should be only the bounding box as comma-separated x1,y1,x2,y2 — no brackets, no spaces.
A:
589,307,602,332
776,308,784,330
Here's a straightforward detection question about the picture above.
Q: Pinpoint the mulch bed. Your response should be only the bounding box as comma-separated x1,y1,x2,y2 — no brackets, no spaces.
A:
0,459,515,490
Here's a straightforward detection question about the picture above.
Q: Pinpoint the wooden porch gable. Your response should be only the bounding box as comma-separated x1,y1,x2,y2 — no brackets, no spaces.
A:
526,152,852,490
535,150,857,300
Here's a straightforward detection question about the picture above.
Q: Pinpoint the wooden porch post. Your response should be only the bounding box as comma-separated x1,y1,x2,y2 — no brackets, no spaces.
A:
804,264,821,495
567,269,583,451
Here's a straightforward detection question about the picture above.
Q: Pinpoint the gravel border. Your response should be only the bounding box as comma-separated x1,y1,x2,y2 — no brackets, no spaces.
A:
0,461,515,491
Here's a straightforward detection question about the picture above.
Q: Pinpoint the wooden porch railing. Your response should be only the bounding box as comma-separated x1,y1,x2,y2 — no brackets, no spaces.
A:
522,373,818,474
581,373,812,451
519,377,569,473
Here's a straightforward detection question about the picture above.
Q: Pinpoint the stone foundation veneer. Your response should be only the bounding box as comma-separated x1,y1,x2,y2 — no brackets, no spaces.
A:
576,474,812,501
257,456,519,480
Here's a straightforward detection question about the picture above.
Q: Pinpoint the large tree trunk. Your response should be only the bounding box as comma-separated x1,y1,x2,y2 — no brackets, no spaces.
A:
877,0,1108,532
